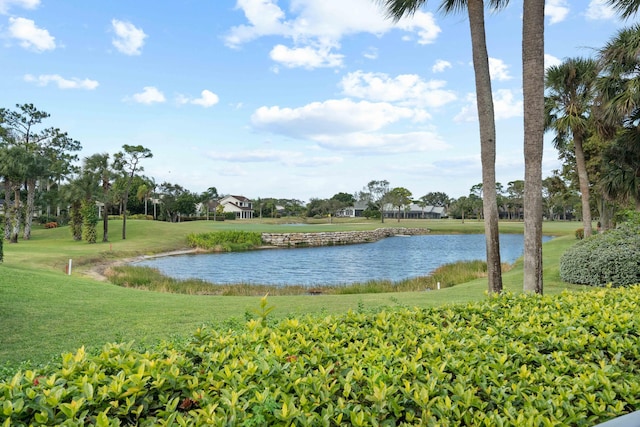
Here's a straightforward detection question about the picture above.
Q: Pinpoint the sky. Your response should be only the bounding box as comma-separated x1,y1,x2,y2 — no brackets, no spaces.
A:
0,0,633,202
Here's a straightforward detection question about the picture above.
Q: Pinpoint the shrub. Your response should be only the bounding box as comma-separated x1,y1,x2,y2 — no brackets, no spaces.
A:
560,222,640,287
575,228,584,240
187,231,263,251
2,288,640,425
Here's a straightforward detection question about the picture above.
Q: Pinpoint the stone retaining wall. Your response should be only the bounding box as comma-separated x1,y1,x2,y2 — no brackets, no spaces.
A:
261,227,429,247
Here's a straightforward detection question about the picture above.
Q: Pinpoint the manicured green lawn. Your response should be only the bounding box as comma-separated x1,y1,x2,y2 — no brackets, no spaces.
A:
0,218,584,366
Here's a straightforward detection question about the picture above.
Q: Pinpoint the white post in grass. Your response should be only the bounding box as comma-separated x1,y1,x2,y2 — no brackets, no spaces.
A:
68,259,72,275
437,281,440,290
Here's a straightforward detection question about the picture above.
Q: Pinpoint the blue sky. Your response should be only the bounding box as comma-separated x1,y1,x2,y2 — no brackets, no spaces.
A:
0,0,630,202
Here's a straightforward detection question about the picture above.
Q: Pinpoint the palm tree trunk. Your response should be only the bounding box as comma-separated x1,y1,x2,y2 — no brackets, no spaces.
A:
573,136,593,237
522,0,545,294
468,0,502,294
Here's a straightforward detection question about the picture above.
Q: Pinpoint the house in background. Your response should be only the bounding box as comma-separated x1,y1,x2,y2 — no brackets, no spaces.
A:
383,203,446,219
219,195,254,219
336,201,369,217
338,201,446,219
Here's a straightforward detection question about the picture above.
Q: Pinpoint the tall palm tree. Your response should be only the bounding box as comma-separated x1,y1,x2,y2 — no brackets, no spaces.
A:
597,24,640,212
377,0,507,294
545,58,598,238
522,0,545,294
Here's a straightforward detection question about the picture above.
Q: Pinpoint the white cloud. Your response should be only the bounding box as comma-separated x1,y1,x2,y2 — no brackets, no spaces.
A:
313,131,449,154
24,74,99,90
363,47,378,60
269,44,344,69
493,89,523,120
111,19,147,55
585,0,616,21
544,53,562,69
340,70,456,109
225,0,440,66
0,0,39,14
251,98,425,138
8,17,55,51
208,149,342,167
394,10,441,45
489,58,511,81
432,59,451,73
192,90,220,107
454,89,522,122
129,86,165,104
176,90,220,107
546,0,570,24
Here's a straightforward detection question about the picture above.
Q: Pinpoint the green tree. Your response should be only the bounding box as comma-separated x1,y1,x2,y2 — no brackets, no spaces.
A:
420,191,450,208
84,153,116,242
545,57,598,237
0,104,81,240
201,186,218,220
113,145,152,239
377,0,506,293
387,187,413,222
0,145,28,243
175,191,198,220
331,192,356,207
597,23,640,212
359,180,390,223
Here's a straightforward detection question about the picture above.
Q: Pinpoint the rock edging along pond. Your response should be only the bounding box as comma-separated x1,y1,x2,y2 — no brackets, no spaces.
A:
260,227,429,247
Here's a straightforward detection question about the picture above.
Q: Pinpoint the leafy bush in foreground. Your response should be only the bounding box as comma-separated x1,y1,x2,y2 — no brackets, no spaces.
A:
187,231,263,251
560,221,640,287
2,287,640,426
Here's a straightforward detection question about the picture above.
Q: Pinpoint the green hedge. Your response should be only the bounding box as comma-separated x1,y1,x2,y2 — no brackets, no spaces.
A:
560,222,640,287
2,287,640,426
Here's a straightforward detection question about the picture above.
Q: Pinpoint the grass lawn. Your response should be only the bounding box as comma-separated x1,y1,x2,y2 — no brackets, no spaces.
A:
0,218,585,366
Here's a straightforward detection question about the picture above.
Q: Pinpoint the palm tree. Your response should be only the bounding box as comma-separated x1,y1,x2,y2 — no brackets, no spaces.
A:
545,58,598,238
597,23,640,212
377,0,507,294
605,0,640,19
522,0,545,294
600,126,640,210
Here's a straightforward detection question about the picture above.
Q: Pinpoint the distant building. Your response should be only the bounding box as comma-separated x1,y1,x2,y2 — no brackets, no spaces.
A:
336,201,369,217
338,201,445,219
383,203,446,220
218,195,254,219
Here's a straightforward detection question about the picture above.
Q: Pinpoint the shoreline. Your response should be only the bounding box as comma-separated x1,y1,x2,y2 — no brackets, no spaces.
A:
82,248,199,282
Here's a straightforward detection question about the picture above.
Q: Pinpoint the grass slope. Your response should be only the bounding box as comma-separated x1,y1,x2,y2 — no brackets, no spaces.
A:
0,219,584,366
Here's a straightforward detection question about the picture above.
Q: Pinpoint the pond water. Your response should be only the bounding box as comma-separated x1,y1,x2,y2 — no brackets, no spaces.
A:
134,234,553,287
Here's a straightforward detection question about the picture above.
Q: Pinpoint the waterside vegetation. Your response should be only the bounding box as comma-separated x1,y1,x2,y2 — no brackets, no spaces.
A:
1,218,583,367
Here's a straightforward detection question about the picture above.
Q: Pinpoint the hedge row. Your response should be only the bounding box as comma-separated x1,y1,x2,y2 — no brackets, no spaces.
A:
2,287,640,426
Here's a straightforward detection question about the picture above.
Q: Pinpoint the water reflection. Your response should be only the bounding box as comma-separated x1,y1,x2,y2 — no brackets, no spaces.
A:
134,234,552,287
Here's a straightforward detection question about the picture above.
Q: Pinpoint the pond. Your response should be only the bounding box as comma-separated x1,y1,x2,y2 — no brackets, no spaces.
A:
133,234,553,287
